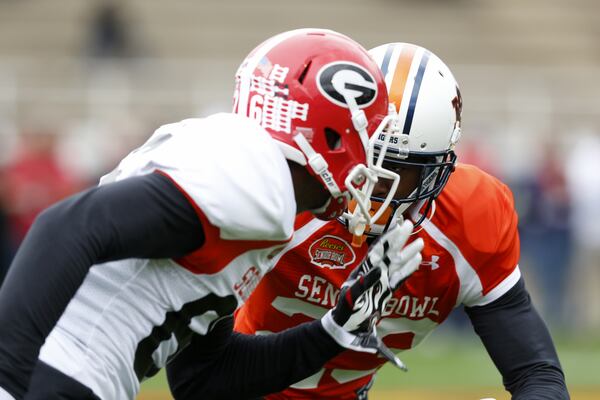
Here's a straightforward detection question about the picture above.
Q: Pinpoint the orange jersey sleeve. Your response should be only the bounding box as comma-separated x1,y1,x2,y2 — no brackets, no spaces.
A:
432,163,520,302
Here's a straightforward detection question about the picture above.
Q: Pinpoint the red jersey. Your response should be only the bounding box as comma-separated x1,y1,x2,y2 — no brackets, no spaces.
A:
234,164,521,399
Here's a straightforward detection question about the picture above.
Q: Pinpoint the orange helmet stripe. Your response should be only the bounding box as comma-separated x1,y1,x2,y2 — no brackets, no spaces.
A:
389,45,416,113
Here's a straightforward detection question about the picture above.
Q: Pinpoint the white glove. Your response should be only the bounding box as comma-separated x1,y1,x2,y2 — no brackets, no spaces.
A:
321,221,423,370
366,220,424,290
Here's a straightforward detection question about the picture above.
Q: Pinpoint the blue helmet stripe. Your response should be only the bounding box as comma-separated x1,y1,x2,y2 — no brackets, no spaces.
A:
402,51,430,135
380,44,396,78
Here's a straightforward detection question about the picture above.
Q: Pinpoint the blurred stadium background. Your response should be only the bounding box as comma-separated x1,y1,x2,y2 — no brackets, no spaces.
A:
0,0,599,398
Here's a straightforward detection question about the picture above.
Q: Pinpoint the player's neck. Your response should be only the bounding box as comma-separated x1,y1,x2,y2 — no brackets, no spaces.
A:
287,160,329,214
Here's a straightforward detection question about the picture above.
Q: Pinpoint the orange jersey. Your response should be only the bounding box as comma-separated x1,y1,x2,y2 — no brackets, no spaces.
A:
234,164,521,399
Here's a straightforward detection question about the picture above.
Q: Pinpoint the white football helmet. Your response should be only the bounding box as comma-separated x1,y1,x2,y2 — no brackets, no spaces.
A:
347,43,462,240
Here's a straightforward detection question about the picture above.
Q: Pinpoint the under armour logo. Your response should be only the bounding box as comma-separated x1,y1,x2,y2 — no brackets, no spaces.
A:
420,255,440,270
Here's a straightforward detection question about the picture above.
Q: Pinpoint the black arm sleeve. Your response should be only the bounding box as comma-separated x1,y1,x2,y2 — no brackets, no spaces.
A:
465,277,569,399
0,172,204,398
167,317,344,400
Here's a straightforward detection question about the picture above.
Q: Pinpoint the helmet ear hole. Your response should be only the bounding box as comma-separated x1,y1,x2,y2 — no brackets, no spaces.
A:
298,61,312,84
324,128,342,150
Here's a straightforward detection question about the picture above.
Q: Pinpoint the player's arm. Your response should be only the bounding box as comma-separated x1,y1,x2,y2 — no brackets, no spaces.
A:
167,264,384,400
167,316,342,400
166,266,384,400
465,277,569,399
0,172,203,399
167,222,423,400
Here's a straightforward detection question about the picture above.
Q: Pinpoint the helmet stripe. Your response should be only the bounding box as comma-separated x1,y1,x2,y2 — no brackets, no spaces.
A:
402,51,430,135
380,43,395,77
389,45,416,114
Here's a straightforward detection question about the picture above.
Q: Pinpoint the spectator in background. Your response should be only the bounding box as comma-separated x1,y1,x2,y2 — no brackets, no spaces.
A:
518,142,572,328
1,129,82,246
87,1,134,59
0,179,12,285
565,131,600,331
456,138,499,177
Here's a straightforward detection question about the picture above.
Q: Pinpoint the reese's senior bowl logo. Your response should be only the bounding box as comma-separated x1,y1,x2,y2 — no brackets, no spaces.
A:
308,235,356,269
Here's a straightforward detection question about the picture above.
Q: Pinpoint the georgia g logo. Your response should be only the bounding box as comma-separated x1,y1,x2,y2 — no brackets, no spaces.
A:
316,62,378,109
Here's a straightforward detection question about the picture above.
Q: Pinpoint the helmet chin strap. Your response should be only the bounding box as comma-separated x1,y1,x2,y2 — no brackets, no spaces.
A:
293,133,344,198
408,199,436,234
293,132,378,222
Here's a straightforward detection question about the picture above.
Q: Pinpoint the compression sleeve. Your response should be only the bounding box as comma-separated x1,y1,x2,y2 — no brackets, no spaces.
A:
0,172,203,398
167,317,344,400
465,277,569,399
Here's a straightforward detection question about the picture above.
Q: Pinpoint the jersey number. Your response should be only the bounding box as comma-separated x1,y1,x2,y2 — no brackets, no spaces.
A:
134,294,237,380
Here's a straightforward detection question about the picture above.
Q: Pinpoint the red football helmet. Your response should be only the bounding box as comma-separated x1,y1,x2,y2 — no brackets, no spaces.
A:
233,28,391,222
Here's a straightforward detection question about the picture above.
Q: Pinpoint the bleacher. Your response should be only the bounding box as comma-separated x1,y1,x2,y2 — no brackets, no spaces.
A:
0,0,599,153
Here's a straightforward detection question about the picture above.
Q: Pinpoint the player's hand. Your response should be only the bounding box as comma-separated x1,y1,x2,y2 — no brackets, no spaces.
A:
321,263,409,370
347,220,423,296
367,220,424,291
321,221,423,370
321,265,389,352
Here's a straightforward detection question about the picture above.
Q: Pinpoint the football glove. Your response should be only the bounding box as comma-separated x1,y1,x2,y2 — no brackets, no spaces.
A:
321,265,389,353
366,220,424,291
321,221,424,370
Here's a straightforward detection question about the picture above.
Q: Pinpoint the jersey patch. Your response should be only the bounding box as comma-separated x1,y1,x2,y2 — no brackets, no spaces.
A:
308,235,356,270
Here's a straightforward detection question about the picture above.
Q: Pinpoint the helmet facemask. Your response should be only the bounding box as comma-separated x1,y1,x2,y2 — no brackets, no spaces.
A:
369,147,457,233
343,110,401,237
344,126,457,243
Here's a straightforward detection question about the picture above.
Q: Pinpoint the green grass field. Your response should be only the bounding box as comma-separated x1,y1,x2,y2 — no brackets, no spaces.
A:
138,329,600,399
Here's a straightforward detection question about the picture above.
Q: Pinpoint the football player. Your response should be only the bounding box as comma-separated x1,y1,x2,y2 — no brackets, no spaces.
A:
0,30,421,400
227,43,569,399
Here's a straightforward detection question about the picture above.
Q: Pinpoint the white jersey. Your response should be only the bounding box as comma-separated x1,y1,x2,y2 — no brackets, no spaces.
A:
38,113,296,400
